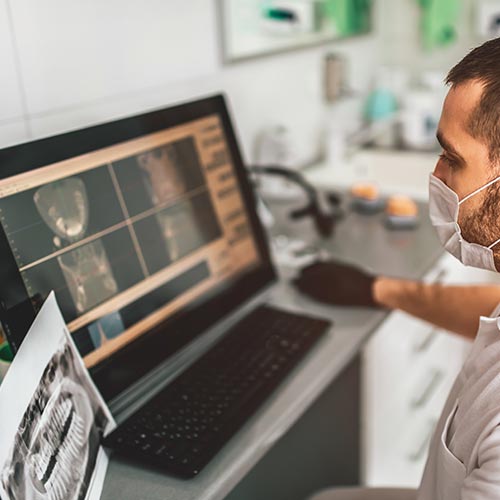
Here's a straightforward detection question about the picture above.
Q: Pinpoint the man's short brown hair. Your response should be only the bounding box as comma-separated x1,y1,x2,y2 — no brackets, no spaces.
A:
446,37,500,163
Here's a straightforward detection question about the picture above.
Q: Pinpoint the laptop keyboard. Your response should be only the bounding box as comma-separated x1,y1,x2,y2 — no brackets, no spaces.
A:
103,305,331,478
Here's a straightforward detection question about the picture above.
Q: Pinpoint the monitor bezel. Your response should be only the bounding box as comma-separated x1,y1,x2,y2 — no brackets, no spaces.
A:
0,94,276,401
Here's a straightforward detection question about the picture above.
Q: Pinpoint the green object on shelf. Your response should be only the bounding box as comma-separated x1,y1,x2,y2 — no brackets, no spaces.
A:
324,0,372,36
0,342,13,362
262,7,296,21
418,0,460,50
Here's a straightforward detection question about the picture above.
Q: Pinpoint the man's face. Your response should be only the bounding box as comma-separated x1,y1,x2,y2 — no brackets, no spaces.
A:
433,80,500,270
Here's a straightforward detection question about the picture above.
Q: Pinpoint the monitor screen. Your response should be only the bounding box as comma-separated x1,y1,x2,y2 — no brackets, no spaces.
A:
0,95,275,400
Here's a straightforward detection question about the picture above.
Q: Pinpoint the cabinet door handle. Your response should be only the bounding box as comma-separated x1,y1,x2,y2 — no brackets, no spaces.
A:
413,328,438,353
407,419,436,462
411,369,443,409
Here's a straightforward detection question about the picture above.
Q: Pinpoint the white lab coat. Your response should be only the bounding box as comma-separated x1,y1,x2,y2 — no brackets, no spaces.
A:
418,304,500,500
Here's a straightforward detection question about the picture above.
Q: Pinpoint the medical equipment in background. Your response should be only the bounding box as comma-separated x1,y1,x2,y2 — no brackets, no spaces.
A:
399,72,445,151
363,66,405,148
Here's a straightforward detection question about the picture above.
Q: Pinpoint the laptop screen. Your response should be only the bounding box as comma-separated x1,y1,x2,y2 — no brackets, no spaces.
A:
0,95,275,400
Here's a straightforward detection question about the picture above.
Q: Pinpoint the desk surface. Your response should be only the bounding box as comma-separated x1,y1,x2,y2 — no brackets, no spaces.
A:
101,196,442,500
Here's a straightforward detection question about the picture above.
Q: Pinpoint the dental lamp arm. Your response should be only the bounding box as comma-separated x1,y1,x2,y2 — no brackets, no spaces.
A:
249,165,341,238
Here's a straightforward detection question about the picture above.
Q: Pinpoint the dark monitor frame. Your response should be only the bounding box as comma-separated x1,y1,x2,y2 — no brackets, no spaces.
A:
0,94,276,401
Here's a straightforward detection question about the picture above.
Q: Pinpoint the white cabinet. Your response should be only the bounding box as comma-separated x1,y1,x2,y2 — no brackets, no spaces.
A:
362,253,500,487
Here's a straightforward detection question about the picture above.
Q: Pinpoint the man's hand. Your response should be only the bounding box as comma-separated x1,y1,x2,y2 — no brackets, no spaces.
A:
292,259,380,308
293,259,500,339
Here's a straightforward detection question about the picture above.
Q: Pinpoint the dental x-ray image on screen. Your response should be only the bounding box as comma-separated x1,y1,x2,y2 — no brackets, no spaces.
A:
0,102,262,383
0,338,110,500
33,177,118,314
137,144,188,204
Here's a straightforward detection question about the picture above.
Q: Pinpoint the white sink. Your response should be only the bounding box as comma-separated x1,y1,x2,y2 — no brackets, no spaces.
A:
305,149,438,200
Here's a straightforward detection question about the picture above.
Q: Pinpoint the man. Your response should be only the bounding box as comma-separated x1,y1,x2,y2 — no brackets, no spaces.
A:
296,37,500,499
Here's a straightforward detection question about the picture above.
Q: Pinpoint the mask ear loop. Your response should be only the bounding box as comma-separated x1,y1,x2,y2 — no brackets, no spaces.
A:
457,176,500,250
458,176,500,205
488,237,500,250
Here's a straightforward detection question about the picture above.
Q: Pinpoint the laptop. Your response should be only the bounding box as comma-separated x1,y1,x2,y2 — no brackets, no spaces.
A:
0,94,331,477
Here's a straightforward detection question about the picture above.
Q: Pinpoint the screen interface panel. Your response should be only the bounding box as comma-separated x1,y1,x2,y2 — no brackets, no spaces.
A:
0,115,261,368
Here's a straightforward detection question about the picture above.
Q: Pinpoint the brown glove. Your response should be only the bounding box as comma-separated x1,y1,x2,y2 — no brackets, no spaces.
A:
292,259,380,308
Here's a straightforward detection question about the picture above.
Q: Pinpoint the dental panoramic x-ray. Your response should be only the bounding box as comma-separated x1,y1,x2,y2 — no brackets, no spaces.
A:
0,335,110,500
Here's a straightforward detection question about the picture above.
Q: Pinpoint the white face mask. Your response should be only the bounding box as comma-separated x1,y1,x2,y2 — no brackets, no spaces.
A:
428,173,500,271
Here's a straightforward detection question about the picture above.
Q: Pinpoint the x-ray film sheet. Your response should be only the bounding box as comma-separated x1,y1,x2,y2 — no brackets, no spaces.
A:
0,292,115,500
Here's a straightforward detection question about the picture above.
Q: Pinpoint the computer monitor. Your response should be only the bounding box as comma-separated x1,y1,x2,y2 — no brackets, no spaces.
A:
0,94,276,401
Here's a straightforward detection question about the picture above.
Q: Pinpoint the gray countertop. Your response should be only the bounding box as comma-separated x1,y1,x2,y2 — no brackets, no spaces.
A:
101,196,443,500
267,195,442,279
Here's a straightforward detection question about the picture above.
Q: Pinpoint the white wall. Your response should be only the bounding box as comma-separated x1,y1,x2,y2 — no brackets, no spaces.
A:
2,0,484,162
0,0,384,166
0,1,28,145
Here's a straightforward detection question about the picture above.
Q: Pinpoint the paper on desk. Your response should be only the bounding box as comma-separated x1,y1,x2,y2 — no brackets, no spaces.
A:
0,292,116,500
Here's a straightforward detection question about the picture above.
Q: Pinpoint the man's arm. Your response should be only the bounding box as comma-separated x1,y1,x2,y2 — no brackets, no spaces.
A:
293,259,500,340
373,277,500,340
